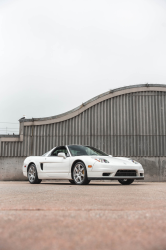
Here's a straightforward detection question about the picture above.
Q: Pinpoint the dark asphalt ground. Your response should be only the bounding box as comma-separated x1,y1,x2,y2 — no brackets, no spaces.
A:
0,181,166,250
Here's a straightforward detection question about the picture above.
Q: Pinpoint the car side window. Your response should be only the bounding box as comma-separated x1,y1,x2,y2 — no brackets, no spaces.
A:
51,147,69,157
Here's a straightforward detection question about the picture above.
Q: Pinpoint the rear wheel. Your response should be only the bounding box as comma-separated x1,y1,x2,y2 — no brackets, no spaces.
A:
118,179,134,185
28,164,42,184
72,162,89,185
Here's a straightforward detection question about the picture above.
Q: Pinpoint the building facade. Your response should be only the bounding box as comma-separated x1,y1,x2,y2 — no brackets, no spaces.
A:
0,84,166,181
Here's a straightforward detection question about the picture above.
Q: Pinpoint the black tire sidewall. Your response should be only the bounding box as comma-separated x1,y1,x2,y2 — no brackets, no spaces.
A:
118,179,134,185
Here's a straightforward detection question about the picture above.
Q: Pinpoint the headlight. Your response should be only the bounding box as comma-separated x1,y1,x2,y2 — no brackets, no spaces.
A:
94,158,109,163
129,159,138,164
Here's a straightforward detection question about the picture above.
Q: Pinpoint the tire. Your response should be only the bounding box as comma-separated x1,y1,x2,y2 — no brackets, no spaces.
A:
69,180,75,185
69,179,90,185
28,164,42,184
72,162,89,185
118,179,134,185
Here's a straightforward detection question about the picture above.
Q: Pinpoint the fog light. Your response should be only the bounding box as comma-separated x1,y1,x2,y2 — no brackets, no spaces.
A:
103,173,110,176
140,173,143,176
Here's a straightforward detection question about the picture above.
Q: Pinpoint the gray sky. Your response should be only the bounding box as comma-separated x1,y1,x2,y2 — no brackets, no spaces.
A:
0,0,166,134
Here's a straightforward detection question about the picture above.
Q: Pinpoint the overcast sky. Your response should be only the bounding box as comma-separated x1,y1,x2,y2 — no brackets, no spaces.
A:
0,0,166,134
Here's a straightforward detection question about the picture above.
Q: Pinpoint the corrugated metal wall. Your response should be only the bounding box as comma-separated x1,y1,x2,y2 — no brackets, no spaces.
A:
1,91,166,157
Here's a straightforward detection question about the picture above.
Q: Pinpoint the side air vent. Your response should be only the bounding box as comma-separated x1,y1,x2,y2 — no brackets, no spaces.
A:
102,173,111,176
40,163,43,170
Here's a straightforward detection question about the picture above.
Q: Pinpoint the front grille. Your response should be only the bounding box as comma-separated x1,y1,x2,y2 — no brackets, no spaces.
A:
115,170,136,176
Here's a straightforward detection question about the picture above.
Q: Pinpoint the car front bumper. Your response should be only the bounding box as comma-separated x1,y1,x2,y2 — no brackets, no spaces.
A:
88,162,144,180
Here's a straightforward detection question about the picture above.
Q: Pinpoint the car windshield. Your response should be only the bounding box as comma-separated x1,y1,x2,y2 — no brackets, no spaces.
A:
68,145,108,156
42,149,52,156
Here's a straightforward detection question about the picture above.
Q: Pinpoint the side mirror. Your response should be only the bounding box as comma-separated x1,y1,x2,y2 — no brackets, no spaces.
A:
58,152,66,159
109,155,113,157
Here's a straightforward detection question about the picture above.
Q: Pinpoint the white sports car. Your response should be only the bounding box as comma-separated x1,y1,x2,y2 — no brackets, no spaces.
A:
23,145,144,185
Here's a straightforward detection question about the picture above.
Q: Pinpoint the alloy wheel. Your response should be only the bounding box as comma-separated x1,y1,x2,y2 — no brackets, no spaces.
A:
73,164,85,184
28,165,36,182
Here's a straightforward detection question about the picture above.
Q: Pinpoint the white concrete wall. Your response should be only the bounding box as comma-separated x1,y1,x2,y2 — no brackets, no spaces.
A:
0,157,27,181
133,157,166,182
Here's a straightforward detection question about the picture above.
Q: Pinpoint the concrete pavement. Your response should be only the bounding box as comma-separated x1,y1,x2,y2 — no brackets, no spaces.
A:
0,181,166,250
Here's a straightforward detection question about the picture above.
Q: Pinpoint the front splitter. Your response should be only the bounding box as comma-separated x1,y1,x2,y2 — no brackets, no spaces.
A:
88,177,144,180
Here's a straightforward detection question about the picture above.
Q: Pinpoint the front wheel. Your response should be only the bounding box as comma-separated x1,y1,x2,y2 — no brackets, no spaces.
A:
28,164,42,184
72,162,89,185
118,179,134,185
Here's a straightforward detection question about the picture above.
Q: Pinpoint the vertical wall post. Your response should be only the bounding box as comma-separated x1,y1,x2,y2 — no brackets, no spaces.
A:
31,119,34,156
0,137,1,157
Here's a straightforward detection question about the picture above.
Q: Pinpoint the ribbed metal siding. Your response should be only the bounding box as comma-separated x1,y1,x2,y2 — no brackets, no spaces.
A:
1,91,166,157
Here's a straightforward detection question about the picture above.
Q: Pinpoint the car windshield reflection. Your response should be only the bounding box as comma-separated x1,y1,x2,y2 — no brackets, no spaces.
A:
68,145,108,157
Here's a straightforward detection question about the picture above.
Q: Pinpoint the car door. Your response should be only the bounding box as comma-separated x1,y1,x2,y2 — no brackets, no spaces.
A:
43,146,70,177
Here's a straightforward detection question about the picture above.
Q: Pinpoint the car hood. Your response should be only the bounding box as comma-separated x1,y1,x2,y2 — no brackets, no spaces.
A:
90,155,141,166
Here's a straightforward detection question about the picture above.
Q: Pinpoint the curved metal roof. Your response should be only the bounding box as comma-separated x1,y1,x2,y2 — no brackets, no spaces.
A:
21,84,166,126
